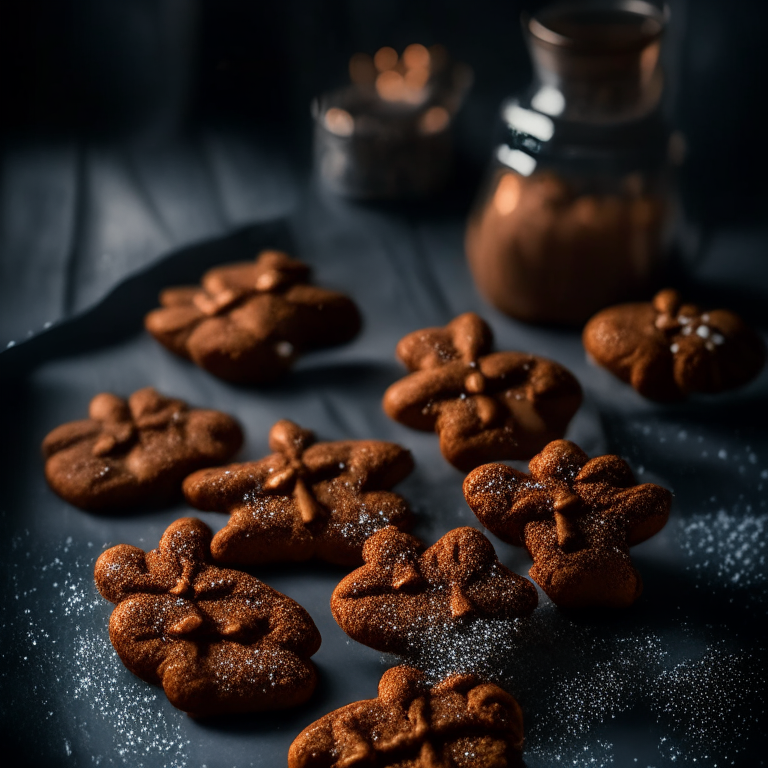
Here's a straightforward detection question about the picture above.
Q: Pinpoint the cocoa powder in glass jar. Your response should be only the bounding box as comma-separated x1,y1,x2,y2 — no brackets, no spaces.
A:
465,0,678,326
466,169,669,325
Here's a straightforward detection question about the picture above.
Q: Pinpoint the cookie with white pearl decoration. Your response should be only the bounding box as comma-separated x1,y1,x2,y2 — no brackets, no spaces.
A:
583,289,766,401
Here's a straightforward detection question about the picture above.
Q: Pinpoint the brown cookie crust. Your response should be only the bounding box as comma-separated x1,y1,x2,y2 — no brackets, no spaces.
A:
463,440,672,609
144,250,362,384
583,288,766,401
183,420,415,567
288,665,524,768
94,517,321,717
331,526,538,656
42,387,243,512
383,313,582,471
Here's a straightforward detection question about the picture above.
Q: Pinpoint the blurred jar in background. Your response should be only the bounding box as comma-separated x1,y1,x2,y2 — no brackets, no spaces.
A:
466,0,682,326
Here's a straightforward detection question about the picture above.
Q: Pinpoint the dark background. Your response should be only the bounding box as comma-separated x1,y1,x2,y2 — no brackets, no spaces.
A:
2,0,767,349
2,0,767,221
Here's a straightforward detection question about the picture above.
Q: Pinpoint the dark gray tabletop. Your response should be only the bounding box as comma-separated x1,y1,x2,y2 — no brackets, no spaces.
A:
1,151,767,767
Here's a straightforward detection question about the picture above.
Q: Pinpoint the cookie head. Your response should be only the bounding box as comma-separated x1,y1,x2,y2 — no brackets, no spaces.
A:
144,250,362,384
464,440,672,608
42,388,243,512
583,289,766,401
288,665,525,768
94,518,321,717
183,420,415,567
331,526,538,656
383,312,582,470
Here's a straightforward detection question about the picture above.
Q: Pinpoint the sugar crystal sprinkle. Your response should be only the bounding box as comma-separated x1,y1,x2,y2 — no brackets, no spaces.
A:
2,500,766,767
1,532,191,766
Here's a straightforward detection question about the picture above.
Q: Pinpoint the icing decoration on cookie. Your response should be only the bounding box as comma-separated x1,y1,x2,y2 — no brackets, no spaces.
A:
583,288,766,401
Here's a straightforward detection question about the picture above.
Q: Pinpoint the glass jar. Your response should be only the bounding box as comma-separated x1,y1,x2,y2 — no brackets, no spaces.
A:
312,47,473,199
465,0,679,325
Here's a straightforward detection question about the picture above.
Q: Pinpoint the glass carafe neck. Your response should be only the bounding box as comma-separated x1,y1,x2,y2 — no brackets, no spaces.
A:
525,0,668,124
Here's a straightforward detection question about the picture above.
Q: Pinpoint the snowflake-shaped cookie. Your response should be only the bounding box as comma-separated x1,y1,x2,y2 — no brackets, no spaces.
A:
42,387,243,511
144,250,362,384
583,288,766,401
288,665,525,768
383,313,582,471
463,440,672,608
94,517,321,717
331,526,538,655
183,420,415,567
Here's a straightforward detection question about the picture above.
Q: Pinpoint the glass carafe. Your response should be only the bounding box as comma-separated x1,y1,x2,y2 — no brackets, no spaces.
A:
465,0,678,326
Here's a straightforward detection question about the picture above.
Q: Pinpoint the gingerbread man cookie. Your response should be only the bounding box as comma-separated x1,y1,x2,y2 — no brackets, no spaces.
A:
145,250,362,384
331,526,538,656
42,387,243,511
583,288,766,401
288,665,525,768
94,518,321,717
463,440,672,608
183,420,415,567
383,313,582,471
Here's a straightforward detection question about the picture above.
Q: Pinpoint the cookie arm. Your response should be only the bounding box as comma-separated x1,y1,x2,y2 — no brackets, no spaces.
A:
469,565,539,619
144,303,205,358
94,544,165,603
383,366,466,431
182,460,274,512
288,700,385,768
182,410,244,461
283,285,362,347
302,441,414,490
41,419,101,458
575,456,672,545
261,595,322,656
108,594,203,684
618,483,672,546
463,464,532,547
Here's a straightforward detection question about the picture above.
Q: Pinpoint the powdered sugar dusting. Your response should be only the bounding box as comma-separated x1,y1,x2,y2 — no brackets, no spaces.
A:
3,405,766,766
1,530,190,766
391,599,763,767
677,510,766,601
652,646,762,767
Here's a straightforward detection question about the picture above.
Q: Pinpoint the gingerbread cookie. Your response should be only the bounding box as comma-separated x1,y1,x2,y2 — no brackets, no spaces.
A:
144,250,362,384
583,288,766,401
288,665,525,768
183,420,415,567
94,518,321,717
42,387,243,512
382,313,582,471
463,440,672,608
331,526,538,656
